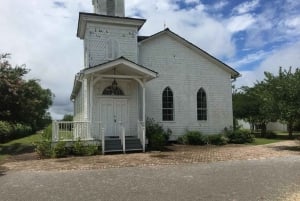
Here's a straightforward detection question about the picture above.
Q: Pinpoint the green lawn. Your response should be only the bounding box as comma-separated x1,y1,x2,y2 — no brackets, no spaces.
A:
0,132,41,164
250,138,283,145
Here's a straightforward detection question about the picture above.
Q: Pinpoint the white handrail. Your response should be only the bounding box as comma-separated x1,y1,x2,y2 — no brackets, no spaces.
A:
137,121,146,152
118,121,126,154
101,126,105,155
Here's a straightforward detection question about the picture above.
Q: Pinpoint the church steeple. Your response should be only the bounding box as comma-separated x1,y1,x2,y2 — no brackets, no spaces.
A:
92,0,125,17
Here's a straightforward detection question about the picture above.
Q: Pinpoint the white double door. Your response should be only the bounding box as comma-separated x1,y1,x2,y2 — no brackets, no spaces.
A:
100,99,128,137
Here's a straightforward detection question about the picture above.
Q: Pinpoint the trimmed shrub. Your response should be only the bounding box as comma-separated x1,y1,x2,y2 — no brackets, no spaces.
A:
225,129,254,144
146,118,171,150
181,131,208,145
207,134,228,145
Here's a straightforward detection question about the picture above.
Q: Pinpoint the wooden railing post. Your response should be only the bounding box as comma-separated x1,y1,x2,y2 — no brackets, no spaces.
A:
101,126,105,155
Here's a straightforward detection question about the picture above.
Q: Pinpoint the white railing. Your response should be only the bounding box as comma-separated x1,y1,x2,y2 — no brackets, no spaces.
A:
118,121,126,154
101,127,105,155
52,121,104,142
137,121,146,152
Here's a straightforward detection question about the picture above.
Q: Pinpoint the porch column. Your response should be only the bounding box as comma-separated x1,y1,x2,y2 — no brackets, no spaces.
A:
89,76,94,139
142,84,146,123
83,78,88,121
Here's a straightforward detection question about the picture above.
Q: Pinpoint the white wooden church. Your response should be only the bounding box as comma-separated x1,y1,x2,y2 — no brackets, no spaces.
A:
53,0,240,154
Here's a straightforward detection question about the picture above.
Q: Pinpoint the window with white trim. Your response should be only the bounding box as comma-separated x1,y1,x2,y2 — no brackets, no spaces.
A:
162,87,174,121
197,88,207,120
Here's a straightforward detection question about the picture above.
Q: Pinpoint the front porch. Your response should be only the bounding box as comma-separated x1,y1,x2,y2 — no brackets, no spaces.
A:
52,120,146,154
55,57,157,154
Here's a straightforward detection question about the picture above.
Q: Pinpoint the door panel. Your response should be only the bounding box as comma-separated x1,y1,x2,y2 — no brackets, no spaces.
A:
100,99,115,136
100,99,128,137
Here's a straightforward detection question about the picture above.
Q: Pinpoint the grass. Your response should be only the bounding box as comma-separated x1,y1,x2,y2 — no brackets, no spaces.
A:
250,138,283,145
0,132,41,163
58,131,73,140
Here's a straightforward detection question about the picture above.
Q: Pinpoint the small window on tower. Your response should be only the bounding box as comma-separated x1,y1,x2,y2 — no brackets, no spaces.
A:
107,0,116,16
106,38,119,60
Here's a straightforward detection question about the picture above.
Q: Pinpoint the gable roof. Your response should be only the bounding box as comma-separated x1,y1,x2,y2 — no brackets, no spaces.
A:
84,56,158,76
139,28,240,79
71,57,158,100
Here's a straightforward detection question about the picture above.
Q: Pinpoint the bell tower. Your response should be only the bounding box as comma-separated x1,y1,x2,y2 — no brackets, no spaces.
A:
92,0,125,17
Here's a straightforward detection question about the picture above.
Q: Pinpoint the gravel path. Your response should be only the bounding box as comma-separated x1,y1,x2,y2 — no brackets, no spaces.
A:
1,140,299,171
0,156,299,201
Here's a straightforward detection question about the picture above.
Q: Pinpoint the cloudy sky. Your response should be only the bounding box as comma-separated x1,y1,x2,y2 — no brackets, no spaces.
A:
0,0,300,119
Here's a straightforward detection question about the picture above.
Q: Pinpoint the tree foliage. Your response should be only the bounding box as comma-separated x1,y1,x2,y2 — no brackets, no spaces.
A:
233,67,300,137
0,53,53,130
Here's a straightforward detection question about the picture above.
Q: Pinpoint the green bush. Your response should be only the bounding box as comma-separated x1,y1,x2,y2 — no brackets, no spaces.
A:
225,129,254,144
0,121,34,143
42,124,52,140
146,118,171,150
52,141,68,158
35,140,52,158
207,134,228,145
0,121,13,143
12,123,32,138
181,131,208,145
72,138,99,156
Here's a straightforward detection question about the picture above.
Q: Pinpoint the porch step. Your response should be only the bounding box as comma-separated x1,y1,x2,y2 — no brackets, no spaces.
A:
105,139,122,152
125,138,143,150
104,137,143,153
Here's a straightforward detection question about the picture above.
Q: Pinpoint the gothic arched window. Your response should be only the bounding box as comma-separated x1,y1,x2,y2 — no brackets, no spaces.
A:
197,88,207,120
102,84,124,96
162,87,174,121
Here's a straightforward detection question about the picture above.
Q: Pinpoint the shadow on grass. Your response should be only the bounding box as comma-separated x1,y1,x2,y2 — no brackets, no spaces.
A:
0,143,35,156
270,145,300,152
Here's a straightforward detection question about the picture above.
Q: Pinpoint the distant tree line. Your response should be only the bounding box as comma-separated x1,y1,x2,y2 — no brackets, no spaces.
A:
0,53,53,142
233,67,300,138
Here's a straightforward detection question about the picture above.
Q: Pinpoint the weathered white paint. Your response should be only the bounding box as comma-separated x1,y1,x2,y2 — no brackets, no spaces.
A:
70,0,239,144
139,33,234,139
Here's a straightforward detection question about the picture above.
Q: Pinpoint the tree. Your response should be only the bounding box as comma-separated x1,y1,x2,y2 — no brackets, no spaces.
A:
62,114,73,121
233,85,276,135
0,53,53,130
262,67,300,137
234,67,300,138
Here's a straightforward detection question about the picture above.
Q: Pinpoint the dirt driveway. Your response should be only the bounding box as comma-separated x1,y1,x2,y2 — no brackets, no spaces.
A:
1,140,299,171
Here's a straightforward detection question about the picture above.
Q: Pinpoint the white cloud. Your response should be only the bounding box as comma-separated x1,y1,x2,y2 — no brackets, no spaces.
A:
211,1,228,10
233,0,260,14
228,50,270,70
0,0,92,119
235,42,300,87
227,14,256,33
126,0,235,58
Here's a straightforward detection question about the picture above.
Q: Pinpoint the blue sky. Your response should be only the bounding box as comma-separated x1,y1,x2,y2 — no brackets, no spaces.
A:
0,0,300,119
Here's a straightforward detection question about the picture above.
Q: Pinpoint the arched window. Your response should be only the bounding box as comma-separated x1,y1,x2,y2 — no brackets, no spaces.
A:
102,85,124,96
162,87,174,121
197,88,207,120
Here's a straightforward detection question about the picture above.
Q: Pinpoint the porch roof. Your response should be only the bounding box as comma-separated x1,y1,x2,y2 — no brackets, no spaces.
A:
83,56,158,79
70,57,158,100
